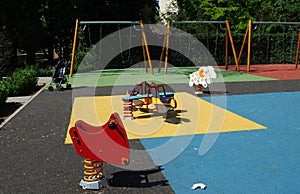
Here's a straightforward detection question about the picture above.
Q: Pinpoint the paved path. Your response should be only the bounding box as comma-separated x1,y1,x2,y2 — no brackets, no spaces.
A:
0,87,174,193
0,77,52,129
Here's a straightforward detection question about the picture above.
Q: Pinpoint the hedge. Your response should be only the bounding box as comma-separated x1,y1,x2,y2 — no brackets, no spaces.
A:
0,81,9,103
0,67,38,103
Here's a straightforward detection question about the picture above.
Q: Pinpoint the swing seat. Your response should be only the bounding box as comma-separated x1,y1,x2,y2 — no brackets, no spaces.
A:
69,113,130,166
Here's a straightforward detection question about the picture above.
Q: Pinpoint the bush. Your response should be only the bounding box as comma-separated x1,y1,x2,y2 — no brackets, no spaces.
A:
0,67,39,101
33,63,54,77
5,67,38,96
0,81,9,104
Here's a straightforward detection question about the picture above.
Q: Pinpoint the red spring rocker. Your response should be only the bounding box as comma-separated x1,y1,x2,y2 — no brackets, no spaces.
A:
69,112,130,190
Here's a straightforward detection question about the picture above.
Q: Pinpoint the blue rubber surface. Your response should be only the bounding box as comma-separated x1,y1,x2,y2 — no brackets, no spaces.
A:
141,92,300,193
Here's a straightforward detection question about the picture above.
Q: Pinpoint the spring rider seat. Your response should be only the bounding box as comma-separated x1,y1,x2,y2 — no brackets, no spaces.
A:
189,66,217,95
69,112,130,190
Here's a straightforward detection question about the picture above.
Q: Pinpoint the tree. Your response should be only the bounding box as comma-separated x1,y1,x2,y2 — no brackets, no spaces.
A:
40,0,79,62
0,0,48,65
165,0,300,33
0,0,159,71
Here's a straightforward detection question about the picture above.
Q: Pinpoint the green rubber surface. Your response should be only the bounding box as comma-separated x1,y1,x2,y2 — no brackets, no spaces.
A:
68,67,276,87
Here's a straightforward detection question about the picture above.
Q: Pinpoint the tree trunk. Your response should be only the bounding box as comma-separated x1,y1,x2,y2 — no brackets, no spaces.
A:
48,43,54,65
26,48,36,66
10,42,18,68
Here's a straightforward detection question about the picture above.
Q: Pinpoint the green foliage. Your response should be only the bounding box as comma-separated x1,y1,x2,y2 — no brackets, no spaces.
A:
73,29,91,72
0,0,159,69
0,81,9,103
1,0,299,73
33,60,55,76
4,67,38,96
34,65,54,77
160,0,300,65
168,0,299,33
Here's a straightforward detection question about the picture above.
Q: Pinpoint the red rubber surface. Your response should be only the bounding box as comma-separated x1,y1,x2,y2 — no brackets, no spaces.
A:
220,64,300,80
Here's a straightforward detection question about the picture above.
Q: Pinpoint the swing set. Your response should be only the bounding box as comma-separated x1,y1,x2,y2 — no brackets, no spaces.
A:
69,19,300,77
69,20,172,76
70,20,140,76
171,20,240,71
237,20,300,72
140,21,171,74
70,19,239,76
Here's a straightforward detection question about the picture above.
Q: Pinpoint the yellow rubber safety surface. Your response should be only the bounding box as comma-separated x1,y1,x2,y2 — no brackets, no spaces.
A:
65,92,266,144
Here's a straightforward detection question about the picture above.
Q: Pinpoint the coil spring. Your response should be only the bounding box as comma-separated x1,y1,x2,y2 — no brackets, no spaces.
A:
123,100,134,120
83,159,103,182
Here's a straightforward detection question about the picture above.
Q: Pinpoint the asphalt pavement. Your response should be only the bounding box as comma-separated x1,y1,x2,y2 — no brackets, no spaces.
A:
0,79,300,193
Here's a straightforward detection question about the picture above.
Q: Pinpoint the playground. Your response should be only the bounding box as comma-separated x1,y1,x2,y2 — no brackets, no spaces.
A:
1,19,300,193
0,63,300,192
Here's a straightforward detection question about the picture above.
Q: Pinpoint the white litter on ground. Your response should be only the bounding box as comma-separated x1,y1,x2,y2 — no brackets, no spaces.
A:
191,183,206,190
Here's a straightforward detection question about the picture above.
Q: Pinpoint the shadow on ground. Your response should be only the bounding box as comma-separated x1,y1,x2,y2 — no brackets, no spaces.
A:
109,167,170,188
0,102,22,125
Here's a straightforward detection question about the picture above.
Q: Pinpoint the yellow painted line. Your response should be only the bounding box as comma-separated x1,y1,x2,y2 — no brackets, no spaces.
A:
65,92,266,144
